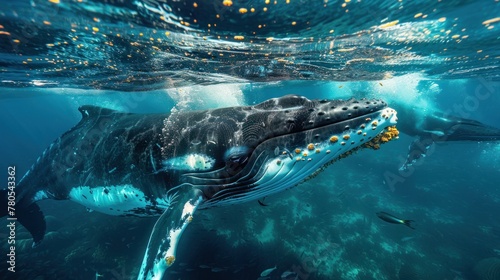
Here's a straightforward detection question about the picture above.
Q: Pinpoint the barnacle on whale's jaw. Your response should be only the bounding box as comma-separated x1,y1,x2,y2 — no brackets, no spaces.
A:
165,256,175,267
363,125,400,150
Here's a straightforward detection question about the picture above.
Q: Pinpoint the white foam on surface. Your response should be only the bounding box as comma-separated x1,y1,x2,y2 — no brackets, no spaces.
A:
328,73,441,115
166,83,244,111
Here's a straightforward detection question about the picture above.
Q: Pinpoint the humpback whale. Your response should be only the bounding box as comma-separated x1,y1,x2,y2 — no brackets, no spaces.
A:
1,95,399,279
396,105,500,170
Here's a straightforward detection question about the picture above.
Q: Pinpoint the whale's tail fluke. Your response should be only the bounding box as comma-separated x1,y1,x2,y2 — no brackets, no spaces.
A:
403,219,416,230
1,189,46,247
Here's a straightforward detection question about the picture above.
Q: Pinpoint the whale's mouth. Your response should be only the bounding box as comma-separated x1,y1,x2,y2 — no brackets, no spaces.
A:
181,105,398,208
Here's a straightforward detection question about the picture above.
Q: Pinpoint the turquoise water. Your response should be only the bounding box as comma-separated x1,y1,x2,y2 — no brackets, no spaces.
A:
1,1,500,280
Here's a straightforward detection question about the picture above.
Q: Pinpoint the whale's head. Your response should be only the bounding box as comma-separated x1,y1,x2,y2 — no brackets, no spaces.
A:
161,95,398,207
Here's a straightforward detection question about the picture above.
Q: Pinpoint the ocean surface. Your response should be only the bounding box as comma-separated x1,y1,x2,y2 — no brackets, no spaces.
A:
1,0,500,280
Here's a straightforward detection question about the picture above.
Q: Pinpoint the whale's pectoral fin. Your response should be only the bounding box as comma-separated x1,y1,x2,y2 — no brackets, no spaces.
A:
138,189,203,280
399,135,435,171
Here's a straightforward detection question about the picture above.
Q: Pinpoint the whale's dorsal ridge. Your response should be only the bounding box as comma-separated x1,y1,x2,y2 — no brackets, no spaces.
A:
78,105,124,120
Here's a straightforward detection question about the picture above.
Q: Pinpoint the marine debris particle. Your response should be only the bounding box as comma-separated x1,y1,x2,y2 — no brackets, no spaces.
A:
379,20,399,29
482,17,500,25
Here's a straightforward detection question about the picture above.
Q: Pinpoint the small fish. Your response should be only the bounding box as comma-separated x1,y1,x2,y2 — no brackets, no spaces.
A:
211,267,226,272
376,211,415,229
258,200,269,206
401,236,416,242
260,265,277,277
281,271,298,279
199,265,210,269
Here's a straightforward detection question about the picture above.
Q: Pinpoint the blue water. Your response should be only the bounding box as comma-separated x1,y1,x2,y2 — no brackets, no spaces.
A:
1,1,500,280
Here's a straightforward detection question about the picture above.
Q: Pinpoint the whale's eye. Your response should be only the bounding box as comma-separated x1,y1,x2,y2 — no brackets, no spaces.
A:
224,146,252,175
227,154,249,169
